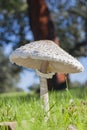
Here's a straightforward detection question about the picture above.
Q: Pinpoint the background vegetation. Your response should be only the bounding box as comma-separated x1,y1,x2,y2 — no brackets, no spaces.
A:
0,0,87,92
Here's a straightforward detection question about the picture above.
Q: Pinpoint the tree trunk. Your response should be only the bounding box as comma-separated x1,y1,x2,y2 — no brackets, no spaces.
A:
27,0,56,40
27,0,66,90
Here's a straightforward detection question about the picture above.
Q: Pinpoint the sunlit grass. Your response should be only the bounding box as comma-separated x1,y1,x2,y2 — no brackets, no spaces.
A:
0,87,87,130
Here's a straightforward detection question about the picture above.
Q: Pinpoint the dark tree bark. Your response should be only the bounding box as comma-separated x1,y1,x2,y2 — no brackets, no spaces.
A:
27,0,66,90
27,0,56,40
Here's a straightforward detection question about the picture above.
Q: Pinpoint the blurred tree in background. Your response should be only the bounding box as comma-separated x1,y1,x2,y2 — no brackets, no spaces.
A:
0,0,87,92
0,47,22,92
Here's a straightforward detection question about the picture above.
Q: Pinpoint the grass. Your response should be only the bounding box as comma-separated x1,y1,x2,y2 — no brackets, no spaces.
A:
0,87,87,130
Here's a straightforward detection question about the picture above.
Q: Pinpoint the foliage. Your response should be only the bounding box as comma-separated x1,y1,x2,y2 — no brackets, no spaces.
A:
0,0,27,12
47,0,87,56
0,0,29,92
0,0,87,55
0,47,22,93
71,80,87,88
0,0,30,48
29,84,40,93
0,87,87,129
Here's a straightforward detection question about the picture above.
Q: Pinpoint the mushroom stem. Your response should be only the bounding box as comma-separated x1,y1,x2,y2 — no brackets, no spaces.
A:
40,61,50,119
40,77,50,118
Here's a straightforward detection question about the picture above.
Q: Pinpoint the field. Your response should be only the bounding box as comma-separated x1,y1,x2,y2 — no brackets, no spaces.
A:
0,87,87,130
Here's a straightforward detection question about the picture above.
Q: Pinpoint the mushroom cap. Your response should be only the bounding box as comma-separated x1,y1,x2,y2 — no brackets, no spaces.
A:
9,40,84,74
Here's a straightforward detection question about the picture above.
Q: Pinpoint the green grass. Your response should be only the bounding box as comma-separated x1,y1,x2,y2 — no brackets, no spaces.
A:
0,87,87,130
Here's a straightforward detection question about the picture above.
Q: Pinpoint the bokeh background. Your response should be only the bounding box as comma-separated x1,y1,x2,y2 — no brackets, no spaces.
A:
0,0,87,93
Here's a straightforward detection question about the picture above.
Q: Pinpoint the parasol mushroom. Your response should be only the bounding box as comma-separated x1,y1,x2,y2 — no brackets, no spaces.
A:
9,40,84,119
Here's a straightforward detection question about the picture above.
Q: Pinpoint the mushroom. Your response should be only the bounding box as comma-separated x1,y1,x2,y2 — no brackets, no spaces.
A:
9,40,84,119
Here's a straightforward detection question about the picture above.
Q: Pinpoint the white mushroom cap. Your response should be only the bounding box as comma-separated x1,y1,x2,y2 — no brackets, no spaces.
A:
9,40,84,74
